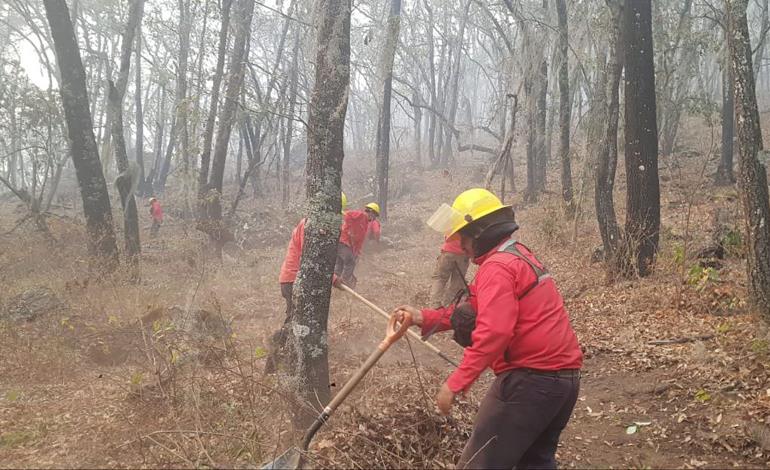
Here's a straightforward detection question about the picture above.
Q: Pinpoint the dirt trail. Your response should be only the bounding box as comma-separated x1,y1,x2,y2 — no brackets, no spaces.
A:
2,166,770,468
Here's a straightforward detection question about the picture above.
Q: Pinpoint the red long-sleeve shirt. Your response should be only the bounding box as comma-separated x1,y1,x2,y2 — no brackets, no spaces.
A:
340,210,369,256
367,219,381,242
278,217,347,285
150,200,163,222
421,237,582,393
279,218,306,283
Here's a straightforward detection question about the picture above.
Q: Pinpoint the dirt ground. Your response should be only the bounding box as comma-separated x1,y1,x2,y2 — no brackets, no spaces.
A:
3,146,770,468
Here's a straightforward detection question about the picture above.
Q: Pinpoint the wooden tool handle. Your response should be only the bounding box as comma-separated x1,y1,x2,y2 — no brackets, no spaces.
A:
339,284,458,367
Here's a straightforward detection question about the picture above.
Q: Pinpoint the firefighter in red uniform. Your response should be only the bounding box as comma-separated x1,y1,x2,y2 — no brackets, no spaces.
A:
266,193,347,373
393,188,583,469
364,202,381,243
334,202,377,288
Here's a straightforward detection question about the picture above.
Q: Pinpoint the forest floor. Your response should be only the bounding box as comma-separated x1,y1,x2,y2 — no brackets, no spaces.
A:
3,149,770,468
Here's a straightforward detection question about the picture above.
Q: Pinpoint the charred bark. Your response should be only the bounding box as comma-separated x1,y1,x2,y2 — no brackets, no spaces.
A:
621,0,660,277
44,0,118,271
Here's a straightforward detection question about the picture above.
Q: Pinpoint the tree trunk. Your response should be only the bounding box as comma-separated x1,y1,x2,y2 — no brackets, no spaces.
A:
44,0,118,271
440,0,472,167
726,0,770,319
288,0,350,428
556,0,573,212
198,0,232,209
135,22,146,195
374,0,402,220
536,59,548,191
157,0,191,193
202,0,254,257
622,0,661,277
754,0,769,82
108,0,144,278
110,82,141,278
282,29,300,205
716,43,736,186
146,85,166,191
596,0,623,268
425,0,438,166
413,90,422,166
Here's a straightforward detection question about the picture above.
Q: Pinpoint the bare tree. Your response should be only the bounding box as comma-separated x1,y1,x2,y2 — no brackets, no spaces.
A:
596,0,623,269
107,0,145,277
726,0,770,319
157,0,192,193
44,0,118,271
197,0,232,213
556,0,573,213
374,0,402,219
716,36,736,186
201,0,254,257
622,0,660,277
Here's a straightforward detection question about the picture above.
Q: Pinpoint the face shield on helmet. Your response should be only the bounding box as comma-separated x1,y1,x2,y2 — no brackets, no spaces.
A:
426,203,465,237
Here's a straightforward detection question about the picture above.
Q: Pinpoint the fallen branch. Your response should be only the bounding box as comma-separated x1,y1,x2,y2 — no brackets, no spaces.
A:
457,143,497,155
647,334,714,346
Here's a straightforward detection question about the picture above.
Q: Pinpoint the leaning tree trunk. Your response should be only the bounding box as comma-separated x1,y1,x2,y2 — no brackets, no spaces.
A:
595,0,623,269
726,0,770,319
197,0,232,215
374,0,402,220
621,0,660,277
440,0,472,167
108,0,144,278
44,0,118,271
202,0,254,258
716,42,736,186
157,0,191,193
288,0,351,429
556,0,573,213
109,82,141,278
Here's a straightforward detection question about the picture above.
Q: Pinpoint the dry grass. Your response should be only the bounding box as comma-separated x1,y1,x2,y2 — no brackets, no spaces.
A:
1,140,770,468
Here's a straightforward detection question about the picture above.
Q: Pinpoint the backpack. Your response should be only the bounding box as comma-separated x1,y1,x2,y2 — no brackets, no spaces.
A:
450,240,550,348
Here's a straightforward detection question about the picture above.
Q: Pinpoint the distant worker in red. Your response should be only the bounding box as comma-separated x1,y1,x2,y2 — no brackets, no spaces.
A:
429,236,470,308
148,197,163,238
392,188,583,469
335,201,377,288
365,202,381,243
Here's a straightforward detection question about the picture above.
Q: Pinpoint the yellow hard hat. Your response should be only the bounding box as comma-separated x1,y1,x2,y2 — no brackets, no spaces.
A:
341,191,347,213
365,202,380,215
426,188,509,237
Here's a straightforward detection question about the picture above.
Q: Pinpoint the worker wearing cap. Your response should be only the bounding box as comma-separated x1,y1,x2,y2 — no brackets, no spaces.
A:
429,236,470,308
393,188,582,469
334,201,377,288
149,197,163,238
365,202,381,243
